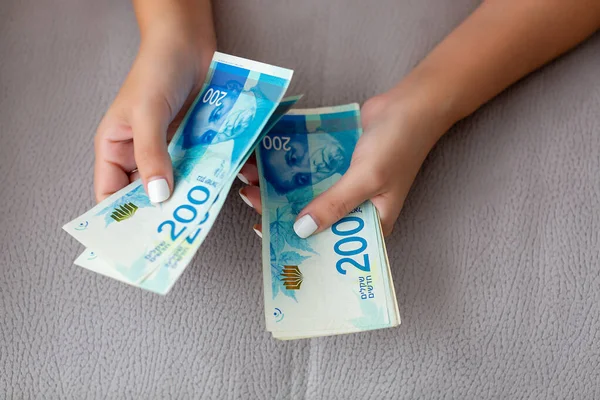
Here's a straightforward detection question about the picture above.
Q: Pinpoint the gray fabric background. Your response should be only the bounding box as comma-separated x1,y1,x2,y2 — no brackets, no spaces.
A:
1,0,599,398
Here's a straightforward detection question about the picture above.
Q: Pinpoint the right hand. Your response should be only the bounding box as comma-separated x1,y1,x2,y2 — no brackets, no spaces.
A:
94,31,214,203
238,89,452,238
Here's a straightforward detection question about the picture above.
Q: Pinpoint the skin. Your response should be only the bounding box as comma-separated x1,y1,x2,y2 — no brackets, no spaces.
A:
95,0,600,238
94,0,215,201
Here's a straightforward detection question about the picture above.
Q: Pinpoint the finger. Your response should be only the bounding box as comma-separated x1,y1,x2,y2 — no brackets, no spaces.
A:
237,157,259,185
293,167,377,238
94,157,130,203
94,123,137,203
129,169,141,183
131,100,173,203
252,223,262,238
239,185,262,215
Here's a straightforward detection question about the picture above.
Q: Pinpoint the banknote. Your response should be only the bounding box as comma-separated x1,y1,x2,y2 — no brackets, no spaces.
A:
63,52,294,284
72,95,303,294
256,104,400,339
74,177,233,295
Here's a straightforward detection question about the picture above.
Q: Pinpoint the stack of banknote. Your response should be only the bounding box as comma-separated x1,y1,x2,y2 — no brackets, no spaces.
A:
256,105,400,339
63,52,400,339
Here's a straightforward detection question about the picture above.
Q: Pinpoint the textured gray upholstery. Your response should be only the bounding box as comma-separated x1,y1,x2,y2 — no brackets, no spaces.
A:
1,0,599,398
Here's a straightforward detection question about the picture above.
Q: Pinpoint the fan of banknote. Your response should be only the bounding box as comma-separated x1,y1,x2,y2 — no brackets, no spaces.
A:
63,52,400,339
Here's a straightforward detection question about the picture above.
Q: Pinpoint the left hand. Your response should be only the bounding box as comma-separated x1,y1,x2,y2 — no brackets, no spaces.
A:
94,27,215,203
237,88,452,238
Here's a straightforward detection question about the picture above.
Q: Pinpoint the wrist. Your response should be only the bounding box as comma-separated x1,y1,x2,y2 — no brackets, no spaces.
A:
139,21,216,76
136,1,216,74
379,70,459,158
390,65,464,135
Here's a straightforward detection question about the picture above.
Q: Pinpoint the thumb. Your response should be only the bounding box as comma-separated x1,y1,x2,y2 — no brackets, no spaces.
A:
293,168,375,238
131,101,174,203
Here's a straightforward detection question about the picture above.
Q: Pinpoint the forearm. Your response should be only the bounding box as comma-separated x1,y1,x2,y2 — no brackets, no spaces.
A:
132,0,216,57
396,0,600,138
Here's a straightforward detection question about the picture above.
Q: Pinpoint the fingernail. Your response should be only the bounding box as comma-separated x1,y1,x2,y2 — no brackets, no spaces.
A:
147,178,170,203
237,173,250,185
238,188,253,208
253,225,262,238
293,214,317,238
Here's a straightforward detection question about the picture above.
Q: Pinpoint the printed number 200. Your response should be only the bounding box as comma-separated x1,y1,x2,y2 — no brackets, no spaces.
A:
262,136,291,151
157,185,210,244
202,88,227,106
332,216,371,275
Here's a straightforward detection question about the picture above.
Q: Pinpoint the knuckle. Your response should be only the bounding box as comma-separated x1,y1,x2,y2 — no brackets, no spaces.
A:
94,117,117,151
95,114,113,140
360,94,389,126
95,124,107,139
93,131,103,150
323,196,353,223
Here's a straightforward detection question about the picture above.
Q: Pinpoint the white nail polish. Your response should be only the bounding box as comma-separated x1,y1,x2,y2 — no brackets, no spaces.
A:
237,173,250,185
293,215,318,238
238,189,253,208
148,178,170,203
253,227,262,238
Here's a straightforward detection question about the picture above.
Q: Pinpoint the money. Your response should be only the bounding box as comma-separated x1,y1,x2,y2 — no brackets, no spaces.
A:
74,95,302,294
63,53,400,340
256,104,400,339
73,177,233,295
64,52,297,291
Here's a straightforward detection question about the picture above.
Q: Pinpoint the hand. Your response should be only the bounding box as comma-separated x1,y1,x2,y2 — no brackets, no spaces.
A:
94,30,214,203
238,88,452,238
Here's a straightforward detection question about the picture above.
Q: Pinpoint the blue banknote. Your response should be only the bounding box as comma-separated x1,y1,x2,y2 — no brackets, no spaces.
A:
73,95,303,294
64,52,294,283
256,104,400,339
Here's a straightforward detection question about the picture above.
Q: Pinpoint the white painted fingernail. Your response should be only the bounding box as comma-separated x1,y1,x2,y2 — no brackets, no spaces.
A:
238,188,253,208
148,178,170,203
293,215,317,238
237,173,250,185
253,226,262,238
